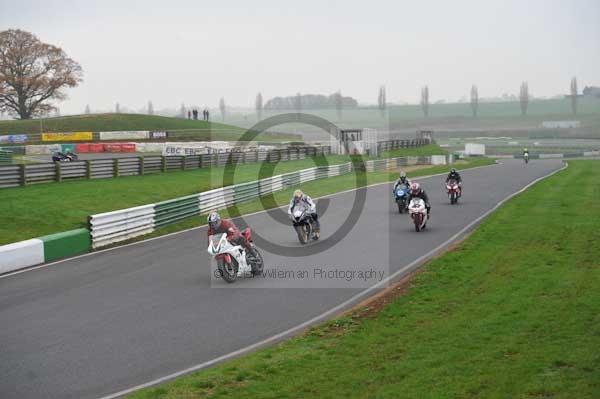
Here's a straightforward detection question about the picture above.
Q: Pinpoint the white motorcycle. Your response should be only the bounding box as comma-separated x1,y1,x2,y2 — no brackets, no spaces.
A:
408,198,428,232
207,228,264,283
290,205,320,244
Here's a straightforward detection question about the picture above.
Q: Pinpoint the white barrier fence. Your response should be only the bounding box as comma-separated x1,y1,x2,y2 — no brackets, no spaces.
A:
89,162,353,248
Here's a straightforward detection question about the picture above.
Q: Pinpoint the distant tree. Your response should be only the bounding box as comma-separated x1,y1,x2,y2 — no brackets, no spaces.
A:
294,92,302,113
421,86,430,117
148,100,154,115
219,97,226,121
570,77,578,115
470,85,479,117
519,82,529,116
255,92,263,120
0,29,83,120
377,85,386,116
115,102,120,113
54,107,60,117
264,93,358,110
180,102,186,118
85,104,90,114
334,90,343,120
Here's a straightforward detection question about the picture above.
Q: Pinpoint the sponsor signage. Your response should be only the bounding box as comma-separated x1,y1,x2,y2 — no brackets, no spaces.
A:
42,132,93,141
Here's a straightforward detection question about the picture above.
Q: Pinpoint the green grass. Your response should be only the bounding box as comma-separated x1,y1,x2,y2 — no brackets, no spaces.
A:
0,145,451,245
0,113,298,141
128,160,600,399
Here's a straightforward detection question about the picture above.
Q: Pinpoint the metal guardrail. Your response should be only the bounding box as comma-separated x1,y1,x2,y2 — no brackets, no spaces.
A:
0,146,331,189
365,155,452,172
89,162,353,248
0,150,12,164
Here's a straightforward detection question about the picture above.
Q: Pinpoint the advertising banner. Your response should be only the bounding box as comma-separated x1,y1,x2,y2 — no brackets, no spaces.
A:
162,145,208,156
150,131,168,139
42,132,93,142
0,134,28,143
99,131,150,140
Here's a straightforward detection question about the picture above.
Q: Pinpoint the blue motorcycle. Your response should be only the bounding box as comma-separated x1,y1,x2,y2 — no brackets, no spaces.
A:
394,184,410,213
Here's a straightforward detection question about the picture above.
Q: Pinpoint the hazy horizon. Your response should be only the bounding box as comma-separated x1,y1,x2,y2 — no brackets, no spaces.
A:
1,0,598,115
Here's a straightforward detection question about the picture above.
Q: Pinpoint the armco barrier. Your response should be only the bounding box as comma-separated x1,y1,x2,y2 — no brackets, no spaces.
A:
365,154,452,172
39,229,91,263
89,162,354,248
0,146,331,189
0,228,93,274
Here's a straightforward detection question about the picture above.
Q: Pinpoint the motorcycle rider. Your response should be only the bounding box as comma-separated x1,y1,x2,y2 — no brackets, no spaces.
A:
207,211,257,257
445,168,462,194
393,171,411,192
288,189,320,233
407,182,431,218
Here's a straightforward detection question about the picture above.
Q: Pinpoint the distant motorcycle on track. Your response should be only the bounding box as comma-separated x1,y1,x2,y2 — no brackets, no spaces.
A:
445,179,461,205
408,198,428,232
394,183,410,213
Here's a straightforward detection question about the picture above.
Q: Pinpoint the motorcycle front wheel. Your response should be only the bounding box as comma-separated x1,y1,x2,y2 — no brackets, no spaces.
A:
295,224,310,244
217,258,238,283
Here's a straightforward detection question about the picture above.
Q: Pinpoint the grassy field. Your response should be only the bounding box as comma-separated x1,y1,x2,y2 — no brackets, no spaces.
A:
0,113,299,141
0,143,455,245
129,160,600,399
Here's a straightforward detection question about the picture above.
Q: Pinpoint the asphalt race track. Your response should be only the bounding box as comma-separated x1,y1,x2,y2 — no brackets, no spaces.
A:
0,159,563,399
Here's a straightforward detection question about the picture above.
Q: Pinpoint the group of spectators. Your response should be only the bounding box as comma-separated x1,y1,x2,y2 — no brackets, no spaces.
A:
187,109,210,121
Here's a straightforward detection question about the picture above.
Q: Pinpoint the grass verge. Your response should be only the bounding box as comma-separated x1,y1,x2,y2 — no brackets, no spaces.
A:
128,160,600,399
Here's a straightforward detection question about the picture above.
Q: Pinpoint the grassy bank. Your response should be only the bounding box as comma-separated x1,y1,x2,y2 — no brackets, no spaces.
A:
129,160,600,399
0,113,298,141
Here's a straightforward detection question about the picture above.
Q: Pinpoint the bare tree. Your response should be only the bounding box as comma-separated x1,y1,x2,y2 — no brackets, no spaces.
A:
294,92,302,113
421,86,430,117
179,102,186,118
148,100,154,115
335,90,343,120
519,82,529,116
377,85,386,117
115,102,120,114
84,104,90,114
570,77,578,115
219,97,226,121
0,29,83,119
470,85,479,117
255,92,263,120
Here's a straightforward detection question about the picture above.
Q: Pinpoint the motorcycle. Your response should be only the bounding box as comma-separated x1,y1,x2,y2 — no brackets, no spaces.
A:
52,151,78,162
446,179,461,205
291,206,320,244
408,198,428,232
394,183,410,213
524,152,529,164
207,228,264,283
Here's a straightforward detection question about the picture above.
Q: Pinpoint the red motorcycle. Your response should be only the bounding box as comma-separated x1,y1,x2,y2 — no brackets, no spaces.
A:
446,179,461,205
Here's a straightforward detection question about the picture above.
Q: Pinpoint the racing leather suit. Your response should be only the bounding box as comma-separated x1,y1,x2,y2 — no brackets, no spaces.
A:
288,194,320,231
207,219,253,253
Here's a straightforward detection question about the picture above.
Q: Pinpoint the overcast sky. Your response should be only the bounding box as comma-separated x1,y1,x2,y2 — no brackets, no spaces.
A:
1,0,598,114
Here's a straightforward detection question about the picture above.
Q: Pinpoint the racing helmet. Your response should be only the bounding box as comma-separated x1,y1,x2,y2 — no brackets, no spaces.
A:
410,182,421,196
293,189,303,200
207,212,221,230
400,171,407,179
450,168,456,174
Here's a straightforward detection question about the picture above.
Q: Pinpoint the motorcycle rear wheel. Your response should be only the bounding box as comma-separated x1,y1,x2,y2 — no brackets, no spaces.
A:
250,248,264,276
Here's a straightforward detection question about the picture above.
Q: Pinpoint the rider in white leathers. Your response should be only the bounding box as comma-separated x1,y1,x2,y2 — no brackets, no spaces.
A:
288,189,320,232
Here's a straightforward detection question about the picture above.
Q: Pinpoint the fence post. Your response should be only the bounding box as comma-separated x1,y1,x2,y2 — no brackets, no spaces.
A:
113,158,119,177
139,156,145,175
161,156,167,172
55,161,62,182
19,164,26,186
182,156,187,170
86,160,92,179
